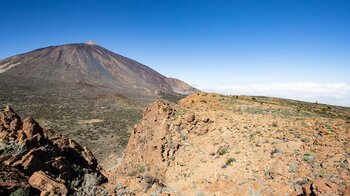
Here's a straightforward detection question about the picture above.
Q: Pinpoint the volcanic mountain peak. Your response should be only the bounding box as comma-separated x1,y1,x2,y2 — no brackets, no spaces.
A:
0,43,198,98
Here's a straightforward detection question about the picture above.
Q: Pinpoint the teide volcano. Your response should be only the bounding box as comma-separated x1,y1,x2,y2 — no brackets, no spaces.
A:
0,42,198,165
0,41,198,98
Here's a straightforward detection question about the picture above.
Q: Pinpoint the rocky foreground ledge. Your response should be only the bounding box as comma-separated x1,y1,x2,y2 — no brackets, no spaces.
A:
112,93,350,195
1,93,350,195
0,105,106,195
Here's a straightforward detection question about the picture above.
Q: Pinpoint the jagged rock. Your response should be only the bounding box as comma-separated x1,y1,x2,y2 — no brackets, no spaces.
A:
0,164,30,195
68,139,83,151
28,171,68,196
0,105,106,194
22,117,43,138
0,105,21,128
17,130,27,142
51,137,97,170
82,146,98,169
117,100,177,179
112,93,350,195
302,179,340,195
10,118,22,132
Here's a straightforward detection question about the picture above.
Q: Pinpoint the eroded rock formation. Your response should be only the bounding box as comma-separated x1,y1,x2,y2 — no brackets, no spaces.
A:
0,105,106,195
112,93,350,195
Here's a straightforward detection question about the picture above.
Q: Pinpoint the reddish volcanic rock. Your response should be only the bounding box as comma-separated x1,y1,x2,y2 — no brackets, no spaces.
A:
0,164,30,195
22,117,43,138
111,93,350,195
0,105,106,195
29,171,68,196
0,105,21,129
302,179,341,195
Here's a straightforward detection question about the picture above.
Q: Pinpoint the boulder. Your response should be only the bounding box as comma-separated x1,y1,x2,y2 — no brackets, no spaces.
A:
22,117,43,138
28,171,68,196
302,179,340,195
201,117,210,123
0,105,21,128
184,114,195,123
268,160,288,179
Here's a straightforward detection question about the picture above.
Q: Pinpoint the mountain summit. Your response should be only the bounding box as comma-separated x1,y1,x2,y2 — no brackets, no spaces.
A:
85,40,96,45
0,43,198,98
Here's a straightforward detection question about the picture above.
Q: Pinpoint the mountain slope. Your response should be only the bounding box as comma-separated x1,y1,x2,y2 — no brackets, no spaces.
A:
0,42,198,98
165,77,199,95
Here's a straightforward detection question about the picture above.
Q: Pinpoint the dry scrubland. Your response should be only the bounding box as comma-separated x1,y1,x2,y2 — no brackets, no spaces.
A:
0,74,185,169
0,74,143,168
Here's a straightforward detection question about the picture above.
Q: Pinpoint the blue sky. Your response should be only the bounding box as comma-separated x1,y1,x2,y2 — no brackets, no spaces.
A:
1,0,350,106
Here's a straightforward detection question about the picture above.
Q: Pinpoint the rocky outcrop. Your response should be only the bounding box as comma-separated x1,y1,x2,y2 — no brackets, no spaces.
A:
112,93,350,195
114,99,214,194
29,171,68,195
117,100,178,178
0,164,31,195
302,179,341,195
0,105,106,195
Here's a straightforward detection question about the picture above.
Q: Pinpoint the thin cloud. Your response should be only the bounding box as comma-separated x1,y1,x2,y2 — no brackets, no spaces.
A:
198,82,350,107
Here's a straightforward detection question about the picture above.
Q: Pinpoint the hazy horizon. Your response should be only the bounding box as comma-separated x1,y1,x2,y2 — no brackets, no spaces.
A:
1,0,349,106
